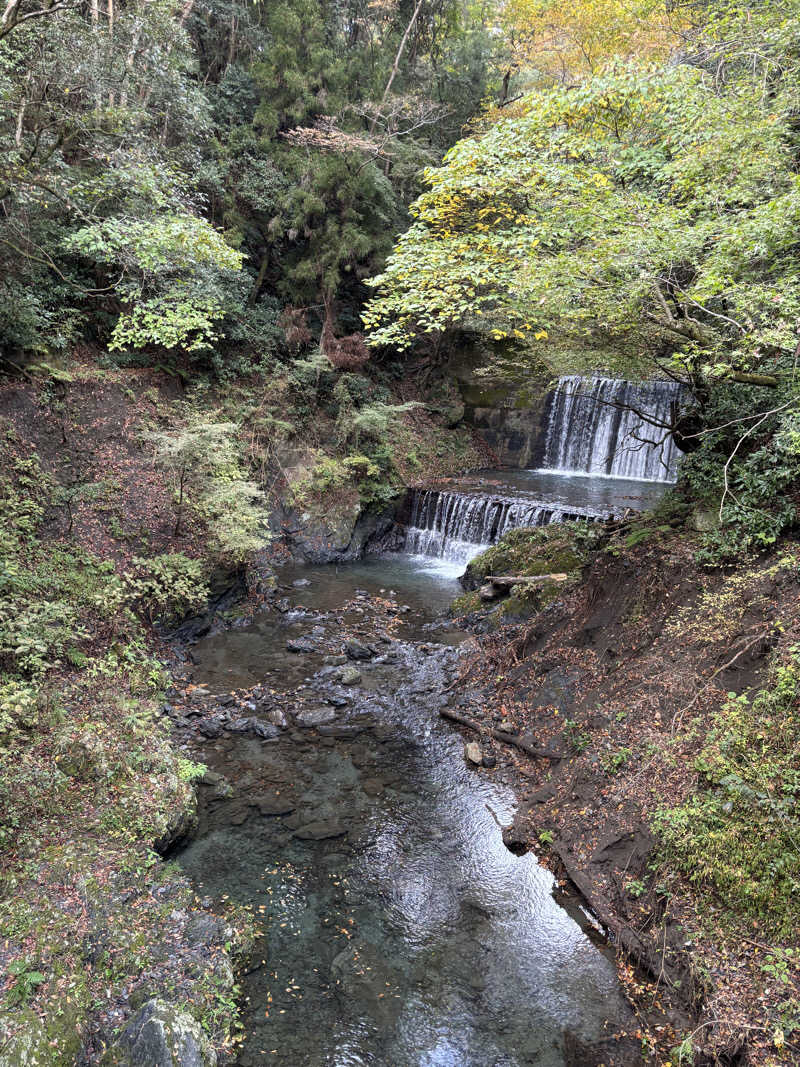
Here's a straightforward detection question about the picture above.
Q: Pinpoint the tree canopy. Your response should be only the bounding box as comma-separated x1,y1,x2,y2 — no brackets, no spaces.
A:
364,1,800,396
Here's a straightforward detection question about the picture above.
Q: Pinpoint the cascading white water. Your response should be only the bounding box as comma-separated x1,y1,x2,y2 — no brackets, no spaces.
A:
538,376,682,483
399,376,681,565
401,488,608,565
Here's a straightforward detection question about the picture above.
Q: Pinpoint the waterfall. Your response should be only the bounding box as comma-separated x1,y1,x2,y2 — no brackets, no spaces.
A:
401,488,611,566
539,376,682,483
395,375,681,567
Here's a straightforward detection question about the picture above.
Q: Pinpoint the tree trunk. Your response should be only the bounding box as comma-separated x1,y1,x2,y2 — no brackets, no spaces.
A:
370,0,425,132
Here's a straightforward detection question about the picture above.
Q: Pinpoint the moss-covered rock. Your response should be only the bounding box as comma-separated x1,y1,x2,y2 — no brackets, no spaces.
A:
449,590,483,617
462,526,586,591
100,999,217,1067
0,999,84,1066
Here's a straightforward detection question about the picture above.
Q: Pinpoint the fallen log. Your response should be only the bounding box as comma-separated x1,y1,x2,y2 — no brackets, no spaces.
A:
440,707,565,761
484,573,569,587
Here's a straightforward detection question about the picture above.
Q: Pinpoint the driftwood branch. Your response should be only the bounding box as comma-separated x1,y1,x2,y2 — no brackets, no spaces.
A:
484,573,569,587
440,707,565,761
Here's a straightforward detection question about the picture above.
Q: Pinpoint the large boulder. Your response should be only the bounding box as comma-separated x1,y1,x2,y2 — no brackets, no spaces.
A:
101,999,217,1067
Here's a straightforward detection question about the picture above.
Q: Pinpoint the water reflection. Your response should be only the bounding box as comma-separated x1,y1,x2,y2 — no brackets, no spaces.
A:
177,561,635,1066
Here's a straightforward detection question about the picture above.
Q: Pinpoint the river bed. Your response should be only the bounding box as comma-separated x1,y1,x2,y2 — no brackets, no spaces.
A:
176,555,636,1066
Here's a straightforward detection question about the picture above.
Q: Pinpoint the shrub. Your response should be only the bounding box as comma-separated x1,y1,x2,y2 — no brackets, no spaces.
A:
656,654,800,935
123,554,208,625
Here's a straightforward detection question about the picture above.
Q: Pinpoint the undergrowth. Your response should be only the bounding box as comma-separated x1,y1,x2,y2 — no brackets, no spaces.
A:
656,652,800,937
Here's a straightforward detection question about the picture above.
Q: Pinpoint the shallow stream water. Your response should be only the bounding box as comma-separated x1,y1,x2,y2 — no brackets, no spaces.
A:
177,555,636,1066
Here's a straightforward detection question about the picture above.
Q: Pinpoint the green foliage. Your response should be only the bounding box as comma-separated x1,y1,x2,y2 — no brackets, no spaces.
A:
147,418,268,561
176,757,207,783
563,718,591,754
123,554,208,625
681,384,800,564
5,960,46,1007
656,654,800,935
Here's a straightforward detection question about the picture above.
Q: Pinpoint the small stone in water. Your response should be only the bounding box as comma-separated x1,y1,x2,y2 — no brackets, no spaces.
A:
464,742,483,765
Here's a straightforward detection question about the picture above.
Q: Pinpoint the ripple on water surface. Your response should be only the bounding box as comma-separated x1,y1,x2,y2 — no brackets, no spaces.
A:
177,559,634,1066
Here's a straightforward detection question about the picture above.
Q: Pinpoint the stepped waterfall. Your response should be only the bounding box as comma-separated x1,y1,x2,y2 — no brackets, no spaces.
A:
400,376,682,566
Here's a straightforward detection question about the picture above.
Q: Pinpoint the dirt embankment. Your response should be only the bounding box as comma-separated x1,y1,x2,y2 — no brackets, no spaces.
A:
450,525,800,1066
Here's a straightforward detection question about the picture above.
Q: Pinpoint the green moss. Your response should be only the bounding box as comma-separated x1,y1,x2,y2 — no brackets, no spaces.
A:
449,591,482,616
464,525,587,586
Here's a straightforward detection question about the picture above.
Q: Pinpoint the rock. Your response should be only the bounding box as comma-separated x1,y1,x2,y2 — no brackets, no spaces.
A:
154,794,197,853
344,639,373,661
293,819,347,840
226,717,281,740
250,794,296,816
482,753,497,769
325,694,350,708
183,913,231,949
318,724,364,738
229,807,249,825
100,999,217,1066
211,778,234,800
501,821,530,856
464,742,483,765
56,733,110,780
252,720,282,740
0,1004,82,1066
295,708,337,728
479,583,501,602
265,708,289,729
292,578,311,587
187,687,214,705
275,597,291,613
325,654,348,666
196,719,222,739
338,666,362,686
287,636,316,653
361,777,384,796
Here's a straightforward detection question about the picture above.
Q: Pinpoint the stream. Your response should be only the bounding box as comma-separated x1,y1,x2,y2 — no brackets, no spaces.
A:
176,558,636,1066
176,376,684,1064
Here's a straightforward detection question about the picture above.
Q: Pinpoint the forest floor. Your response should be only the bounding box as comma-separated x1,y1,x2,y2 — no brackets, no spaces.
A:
448,516,800,1066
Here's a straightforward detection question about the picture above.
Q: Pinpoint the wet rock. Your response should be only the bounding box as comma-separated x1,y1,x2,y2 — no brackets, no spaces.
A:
275,598,291,613
338,666,362,686
184,913,231,949
197,719,223,739
100,998,217,1066
226,717,281,740
325,694,350,708
482,753,497,769
250,795,296,816
344,639,373,661
325,655,348,666
464,742,483,765
293,819,347,840
292,578,311,587
295,708,337,728
287,636,316,653
187,687,214,705
318,723,364,738
501,820,530,856
265,707,289,729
